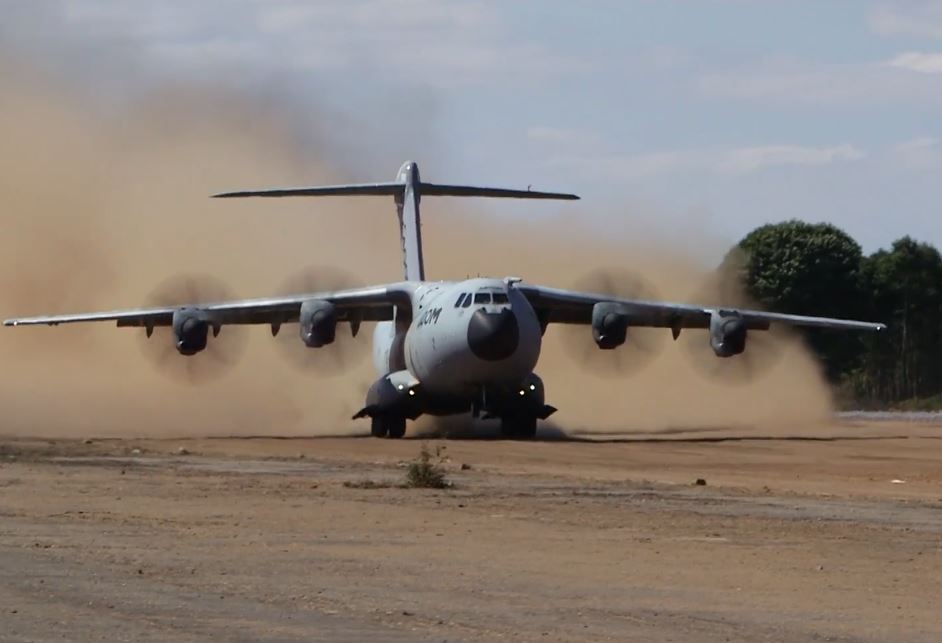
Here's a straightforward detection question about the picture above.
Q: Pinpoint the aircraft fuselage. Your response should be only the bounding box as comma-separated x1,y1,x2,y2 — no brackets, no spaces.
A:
367,277,547,422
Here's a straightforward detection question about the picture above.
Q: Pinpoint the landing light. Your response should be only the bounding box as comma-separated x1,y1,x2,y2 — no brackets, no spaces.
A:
397,384,405,390
408,389,416,397
529,384,536,391
519,389,525,396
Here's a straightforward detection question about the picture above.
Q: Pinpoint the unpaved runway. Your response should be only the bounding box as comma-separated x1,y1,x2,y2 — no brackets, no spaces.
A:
2,421,941,641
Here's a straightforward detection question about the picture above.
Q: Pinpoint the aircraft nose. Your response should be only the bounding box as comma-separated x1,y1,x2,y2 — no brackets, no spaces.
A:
467,308,519,361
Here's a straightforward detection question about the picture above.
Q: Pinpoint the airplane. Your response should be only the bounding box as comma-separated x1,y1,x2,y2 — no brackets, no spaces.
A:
4,161,886,439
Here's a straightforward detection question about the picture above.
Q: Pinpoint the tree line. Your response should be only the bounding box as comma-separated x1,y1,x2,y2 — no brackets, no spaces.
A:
725,221,942,408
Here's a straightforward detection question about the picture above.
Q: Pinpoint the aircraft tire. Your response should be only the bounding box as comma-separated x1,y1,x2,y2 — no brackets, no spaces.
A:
386,415,407,439
370,416,388,438
500,414,537,440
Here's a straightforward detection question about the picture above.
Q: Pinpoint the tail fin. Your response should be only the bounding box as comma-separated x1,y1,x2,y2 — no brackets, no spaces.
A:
213,160,580,281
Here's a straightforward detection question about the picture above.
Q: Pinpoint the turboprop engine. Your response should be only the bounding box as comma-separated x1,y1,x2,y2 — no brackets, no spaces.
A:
591,302,629,349
172,308,212,356
299,300,337,348
710,310,747,357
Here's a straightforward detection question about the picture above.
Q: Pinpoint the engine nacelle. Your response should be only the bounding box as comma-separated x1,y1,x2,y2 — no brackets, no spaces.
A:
591,302,629,349
172,309,209,356
710,311,747,357
299,299,337,348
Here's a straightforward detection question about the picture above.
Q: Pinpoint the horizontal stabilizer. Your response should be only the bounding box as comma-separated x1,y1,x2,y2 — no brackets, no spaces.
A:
213,182,403,198
420,183,579,200
214,182,579,201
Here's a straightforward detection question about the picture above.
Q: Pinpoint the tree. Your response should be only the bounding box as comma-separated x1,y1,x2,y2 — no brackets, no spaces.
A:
857,238,942,402
724,220,866,381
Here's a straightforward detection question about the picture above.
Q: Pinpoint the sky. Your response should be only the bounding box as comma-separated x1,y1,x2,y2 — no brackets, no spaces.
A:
4,0,942,255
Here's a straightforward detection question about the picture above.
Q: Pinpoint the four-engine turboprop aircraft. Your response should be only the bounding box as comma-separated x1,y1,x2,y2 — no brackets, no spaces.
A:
4,161,885,438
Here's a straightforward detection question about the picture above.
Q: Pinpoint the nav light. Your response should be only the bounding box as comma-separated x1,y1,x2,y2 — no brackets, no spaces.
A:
529,384,536,391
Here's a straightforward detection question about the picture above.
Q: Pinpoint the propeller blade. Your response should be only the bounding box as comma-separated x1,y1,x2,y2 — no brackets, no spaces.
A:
560,267,667,377
681,326,785,386
274,265,368,375
139,273,248,384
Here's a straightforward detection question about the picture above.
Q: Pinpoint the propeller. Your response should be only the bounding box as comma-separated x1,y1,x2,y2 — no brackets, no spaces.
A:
274,265,368,375
559,267,667,377
680,266,785,386
139,274,248,384
679,323,786,386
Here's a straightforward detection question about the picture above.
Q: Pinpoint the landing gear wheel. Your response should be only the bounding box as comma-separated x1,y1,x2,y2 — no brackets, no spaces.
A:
370,414,406,439
500,414,537,440
386,415,407,439
370,416,388,438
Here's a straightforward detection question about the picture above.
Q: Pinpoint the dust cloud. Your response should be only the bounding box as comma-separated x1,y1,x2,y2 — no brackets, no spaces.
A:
0,56,833,438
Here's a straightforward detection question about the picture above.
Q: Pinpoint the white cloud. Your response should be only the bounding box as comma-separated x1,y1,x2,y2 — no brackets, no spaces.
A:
551,143,865,180
52,0,584,89
895,136,940,152
716,144,865,174
886,51,942,74
699,57,942,104
869,4,942,39
526,127,598,146
891,137,942,170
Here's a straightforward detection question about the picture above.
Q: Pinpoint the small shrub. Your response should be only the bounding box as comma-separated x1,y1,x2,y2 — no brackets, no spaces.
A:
343,479,394,490
404,443,449,489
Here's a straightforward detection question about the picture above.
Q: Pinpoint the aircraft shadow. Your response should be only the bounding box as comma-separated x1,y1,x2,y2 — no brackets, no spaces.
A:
219,423,917,444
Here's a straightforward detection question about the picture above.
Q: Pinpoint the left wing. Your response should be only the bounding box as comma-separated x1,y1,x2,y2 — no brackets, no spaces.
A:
3,283,410,329
518,283,886,332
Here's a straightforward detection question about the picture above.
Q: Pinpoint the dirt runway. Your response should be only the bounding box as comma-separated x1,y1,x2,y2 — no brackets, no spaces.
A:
1,420,941,641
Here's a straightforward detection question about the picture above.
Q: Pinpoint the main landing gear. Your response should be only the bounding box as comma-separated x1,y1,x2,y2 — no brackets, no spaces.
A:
499,412,538,439
370,414,406,439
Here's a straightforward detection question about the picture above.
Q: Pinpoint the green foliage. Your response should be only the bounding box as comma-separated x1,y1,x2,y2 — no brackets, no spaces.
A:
855,237,942,402
890,393,942,412
728,220,866,380
729,221,942,407
405,443,449,489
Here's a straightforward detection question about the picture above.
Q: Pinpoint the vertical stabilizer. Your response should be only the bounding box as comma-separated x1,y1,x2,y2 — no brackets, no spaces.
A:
395,161,425,281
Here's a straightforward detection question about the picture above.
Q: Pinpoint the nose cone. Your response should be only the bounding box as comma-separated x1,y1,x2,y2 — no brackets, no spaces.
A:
468,308,519,361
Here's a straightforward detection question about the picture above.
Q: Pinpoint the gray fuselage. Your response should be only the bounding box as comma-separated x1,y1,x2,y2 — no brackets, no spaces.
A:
372,277,542,412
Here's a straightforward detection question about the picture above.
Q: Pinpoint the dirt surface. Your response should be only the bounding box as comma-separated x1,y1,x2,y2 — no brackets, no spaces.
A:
2,421,941,641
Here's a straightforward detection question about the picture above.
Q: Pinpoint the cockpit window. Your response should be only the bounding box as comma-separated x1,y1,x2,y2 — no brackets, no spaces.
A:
461,293,472,308
474,292,491,304
492,292,509,304
454,293,466,308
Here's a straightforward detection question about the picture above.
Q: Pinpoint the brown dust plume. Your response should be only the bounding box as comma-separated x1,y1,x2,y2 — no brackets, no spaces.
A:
0,60,833,438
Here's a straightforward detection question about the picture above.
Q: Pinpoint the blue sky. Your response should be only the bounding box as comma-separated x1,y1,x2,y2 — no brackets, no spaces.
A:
5,0,942,254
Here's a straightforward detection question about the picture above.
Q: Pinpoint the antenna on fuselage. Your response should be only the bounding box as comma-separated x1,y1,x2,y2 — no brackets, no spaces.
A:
213,160,580,282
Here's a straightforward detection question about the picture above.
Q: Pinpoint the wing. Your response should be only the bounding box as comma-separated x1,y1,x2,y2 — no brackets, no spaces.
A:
518,284,886,332
4,283,411,329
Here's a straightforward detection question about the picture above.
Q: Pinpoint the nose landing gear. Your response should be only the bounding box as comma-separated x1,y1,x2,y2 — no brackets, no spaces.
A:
354,371,422,439
479,373,556,440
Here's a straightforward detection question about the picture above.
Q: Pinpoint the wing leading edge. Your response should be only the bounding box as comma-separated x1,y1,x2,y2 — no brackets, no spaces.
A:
518,284,886,332
3,284,409,329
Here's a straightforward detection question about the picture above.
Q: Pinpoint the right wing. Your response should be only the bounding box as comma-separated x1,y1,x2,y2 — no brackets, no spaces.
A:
518,283,886,332
3,283,412,330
